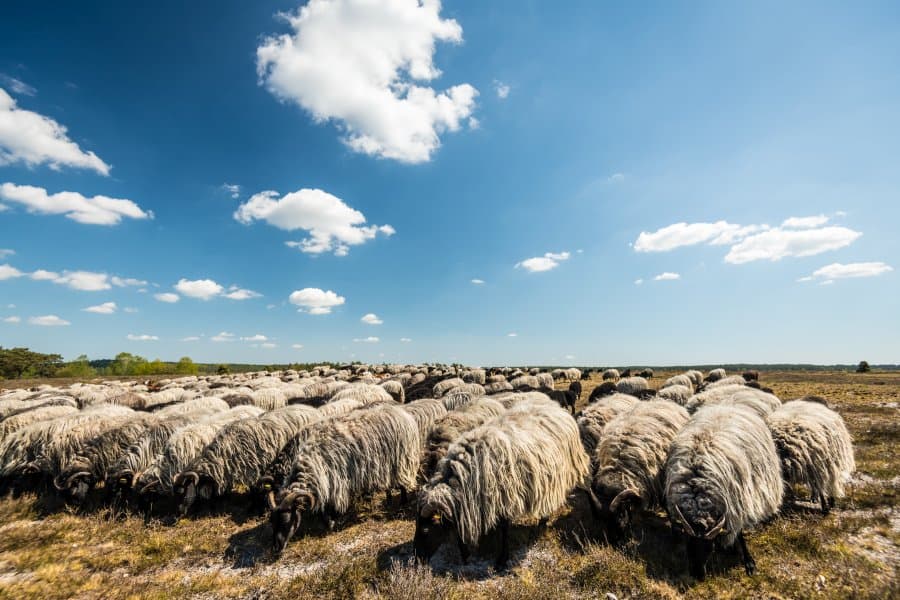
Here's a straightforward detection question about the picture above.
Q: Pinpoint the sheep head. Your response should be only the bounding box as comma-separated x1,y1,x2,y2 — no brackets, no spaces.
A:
270,490,316,556
414,505,452,564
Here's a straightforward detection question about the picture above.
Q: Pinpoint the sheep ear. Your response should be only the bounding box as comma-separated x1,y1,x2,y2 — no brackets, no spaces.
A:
610,488,640,513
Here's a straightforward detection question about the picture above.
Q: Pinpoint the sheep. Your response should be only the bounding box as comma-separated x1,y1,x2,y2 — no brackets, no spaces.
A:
587,401,689,541
568,380,582,401
135,405,264,506
248,388,287,411
440,384,485,411
704,375,747,390
153,397,230,417
0,395,78,420
402,399,448,443
602,369,620,382
766,400,855,514
616,376,649,397
462,369,486,385
705,368,727,383
318,398,363,418
54,414,158,504
486,374,507,384
270,404,420,555
686,385,781,417
665,405,783,579
663,374,694,390
581,369,592,380
421,398,506,479
576,393,639,457
489,391,554,410
433,378,465,398
415,400,590,569
587,381,618,403
742,370,760,382
330,383,395,405
544,388,577,414
380,380,405,404
0,405,78,441
509,375,541,390
0,405,135,493
685,370,704,388
484,380,513,394
656,384,693,406
564,368,582,382
173,405,323,515
638,368,654,379
536,372,555,388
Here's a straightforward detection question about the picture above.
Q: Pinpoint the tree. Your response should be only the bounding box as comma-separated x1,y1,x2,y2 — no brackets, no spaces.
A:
856,360,871,373
0,347,63,379
217,364,230,375
57,354,96,378
175,356,198,375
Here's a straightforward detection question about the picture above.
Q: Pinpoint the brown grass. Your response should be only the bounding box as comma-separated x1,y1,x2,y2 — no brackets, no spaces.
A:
0,370,897,599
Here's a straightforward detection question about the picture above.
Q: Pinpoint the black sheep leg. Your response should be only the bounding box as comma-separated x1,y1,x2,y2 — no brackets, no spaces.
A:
820,494,830,515
399,487,408,505
737,531,756,576
457,537,469,563
686,536,712,580
495,518,510,570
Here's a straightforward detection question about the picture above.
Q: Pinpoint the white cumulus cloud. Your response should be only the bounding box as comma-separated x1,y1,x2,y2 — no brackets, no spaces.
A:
515,251,570,273
111,276,147,287
83,301,117,314
361,313,383,325
29,314,70,326
0,264,23,280
800,262,893,282
127,334,158,341
236,189,394,256
0,183,150,225
654,272,681,281
223,286,262,300
154,292,180,303
175,278,224,300
289,287,345,314
0,88,110,174
256,0,478,163
634,278,643,285
724,226,861,264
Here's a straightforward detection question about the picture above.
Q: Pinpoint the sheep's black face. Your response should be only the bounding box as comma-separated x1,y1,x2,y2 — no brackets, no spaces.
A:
270,507,301,555
67,477,91,504
414,510,450,563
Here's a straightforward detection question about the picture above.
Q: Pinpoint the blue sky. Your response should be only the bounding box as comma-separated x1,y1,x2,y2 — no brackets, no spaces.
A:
1,0,898,365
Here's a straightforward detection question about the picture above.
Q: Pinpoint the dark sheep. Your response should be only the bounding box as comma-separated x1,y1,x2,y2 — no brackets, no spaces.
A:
568,381,582,401
742,370,760,382
588,382,618,403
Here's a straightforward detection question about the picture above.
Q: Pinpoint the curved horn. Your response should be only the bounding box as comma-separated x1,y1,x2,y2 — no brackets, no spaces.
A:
266,489,277,511
704,515,728,540
610,488,640,513
671,502,697,538
174,471,199,487
279,491,301,510
65,470,91,489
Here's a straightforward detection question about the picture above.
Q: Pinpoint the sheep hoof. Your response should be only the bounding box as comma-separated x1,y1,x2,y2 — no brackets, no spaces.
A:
744,560,756,576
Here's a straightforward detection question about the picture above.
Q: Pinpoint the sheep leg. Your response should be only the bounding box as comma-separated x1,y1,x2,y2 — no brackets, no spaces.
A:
820,494,830,515
457,538,469,563
686,536,712,580
399,487,408,505
495,517,510,570
737,531,756,576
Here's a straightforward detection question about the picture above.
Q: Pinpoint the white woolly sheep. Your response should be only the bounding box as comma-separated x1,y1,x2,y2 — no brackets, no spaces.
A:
766,400,855,513
686,385,781,417
656,384,693,406
616,376,649,397
415,400,590,569
665,405,783,579
576,393,639,457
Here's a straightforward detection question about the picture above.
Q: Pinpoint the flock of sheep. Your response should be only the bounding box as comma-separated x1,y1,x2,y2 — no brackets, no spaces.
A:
0,364,855,580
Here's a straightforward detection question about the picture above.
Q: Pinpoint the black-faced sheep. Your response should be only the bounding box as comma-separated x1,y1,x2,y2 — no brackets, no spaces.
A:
766,400,855,514
587,400,689,541
665,405,783,579
270,404,420,555
415,401,589,569
568,381,582,401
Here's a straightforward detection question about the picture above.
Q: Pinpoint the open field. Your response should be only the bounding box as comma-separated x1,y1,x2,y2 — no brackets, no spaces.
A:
0,370,897,599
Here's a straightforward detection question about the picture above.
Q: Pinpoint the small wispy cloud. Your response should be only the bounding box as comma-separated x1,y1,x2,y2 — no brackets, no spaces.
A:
361,313,383,325
516,251,571,273
470,278,485,285
127,334,158,341
222,183,241,199
353,336,379,343
654,272,680,281
29,315,70,326
494,80,510,99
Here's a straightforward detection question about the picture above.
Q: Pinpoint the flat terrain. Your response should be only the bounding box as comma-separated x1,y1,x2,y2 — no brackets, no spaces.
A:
0,371,897,599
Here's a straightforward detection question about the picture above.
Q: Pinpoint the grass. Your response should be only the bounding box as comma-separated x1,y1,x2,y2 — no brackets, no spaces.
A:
0,370,897,599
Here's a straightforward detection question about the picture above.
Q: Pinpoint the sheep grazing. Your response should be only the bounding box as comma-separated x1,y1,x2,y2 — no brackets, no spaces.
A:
581,369,592,380
54,414,157,504
318,398,363,418
685,370,704,388
616,376,649,397
135,406,264,507
509,375,541,390
415,401,590,569
686,385,781,418
704,375,747,390
638,368,654,379
484,380,514,394
270,404,420,555
568,380,582,401
402,399,448,443
742,370,760,382
766,400,855,514
432,378,465,398
0,405,78,442
663,374,694,390
421,398,506,479
587,401,689,541
656,384,693,406
602,369,620,382
0,395,78,420
576,393,639,457
564,368,582,382
462,369,486,385
379,380,405,404
587,381,618,403
665,405,783,579
536,372,555,388
331,383,395,405
545,388,577,414
174,405,323,516
705,368,727,383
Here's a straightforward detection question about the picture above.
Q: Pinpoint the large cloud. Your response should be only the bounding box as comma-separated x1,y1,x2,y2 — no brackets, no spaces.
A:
256,0,477,163
174,278,225,300
235,189,394,256
0,183,151,225
0,88,110,174
0,264,23,280
289,287,345,314
634,215,861,264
